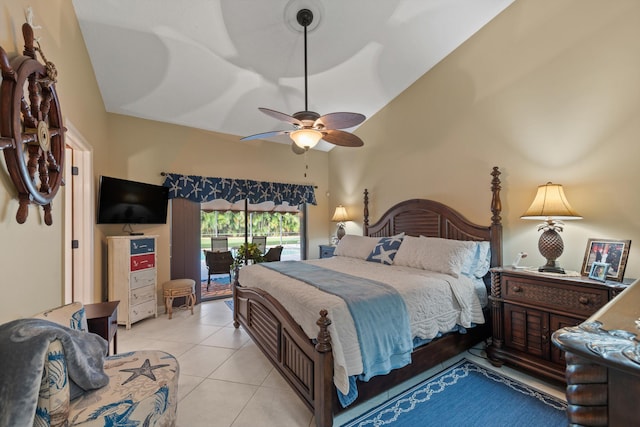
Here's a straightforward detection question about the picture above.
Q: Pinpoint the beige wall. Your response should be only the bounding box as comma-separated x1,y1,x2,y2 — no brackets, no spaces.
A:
330,0,640,279
0,0,110,322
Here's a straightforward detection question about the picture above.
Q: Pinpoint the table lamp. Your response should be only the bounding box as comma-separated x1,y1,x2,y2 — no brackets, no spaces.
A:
331,205,350,240
521,182,582,273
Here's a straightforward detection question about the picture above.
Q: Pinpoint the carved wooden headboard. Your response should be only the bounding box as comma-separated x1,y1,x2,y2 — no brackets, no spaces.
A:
363,167,503,268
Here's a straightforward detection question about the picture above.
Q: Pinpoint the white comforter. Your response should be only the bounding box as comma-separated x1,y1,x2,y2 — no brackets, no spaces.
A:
238,256,485,395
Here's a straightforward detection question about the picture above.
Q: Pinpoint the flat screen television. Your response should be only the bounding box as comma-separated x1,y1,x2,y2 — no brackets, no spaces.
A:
97,176,169,224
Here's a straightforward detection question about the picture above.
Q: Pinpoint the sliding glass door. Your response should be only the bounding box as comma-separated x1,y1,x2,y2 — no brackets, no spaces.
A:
201,209,302,261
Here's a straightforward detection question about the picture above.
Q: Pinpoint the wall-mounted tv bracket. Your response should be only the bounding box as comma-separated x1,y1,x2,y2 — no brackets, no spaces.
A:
0,22,66,225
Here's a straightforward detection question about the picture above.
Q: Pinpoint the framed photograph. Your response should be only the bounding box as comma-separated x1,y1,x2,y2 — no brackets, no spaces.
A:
581,238,631,282
588,262,610,282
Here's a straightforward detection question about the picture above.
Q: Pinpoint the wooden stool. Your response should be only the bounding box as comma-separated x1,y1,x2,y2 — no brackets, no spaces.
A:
162,279,196,319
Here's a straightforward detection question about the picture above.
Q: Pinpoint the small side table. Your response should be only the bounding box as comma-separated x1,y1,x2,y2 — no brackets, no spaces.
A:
319,245,336,259
85,301,119,355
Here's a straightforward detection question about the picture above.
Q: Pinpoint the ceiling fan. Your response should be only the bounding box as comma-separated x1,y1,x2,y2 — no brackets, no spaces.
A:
241,8,365,155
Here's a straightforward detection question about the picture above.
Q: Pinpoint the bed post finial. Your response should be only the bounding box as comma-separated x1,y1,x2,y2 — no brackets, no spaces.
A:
490,166,503,267
490,167,502,225
363,189,369,235
315,309,332,352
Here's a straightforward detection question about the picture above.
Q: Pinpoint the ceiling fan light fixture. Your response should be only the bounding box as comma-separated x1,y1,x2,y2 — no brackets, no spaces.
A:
241,8,365,151
291,129,322,150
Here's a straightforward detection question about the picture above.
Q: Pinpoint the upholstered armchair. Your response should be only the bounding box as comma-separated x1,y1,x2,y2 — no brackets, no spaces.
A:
0,302,179,427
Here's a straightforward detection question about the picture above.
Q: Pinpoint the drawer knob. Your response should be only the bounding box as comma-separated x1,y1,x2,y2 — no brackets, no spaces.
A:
579,296,590,305
512,285,522,292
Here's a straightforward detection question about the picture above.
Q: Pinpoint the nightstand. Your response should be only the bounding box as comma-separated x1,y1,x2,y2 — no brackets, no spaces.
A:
85,301,119,355
486,268,628,383
319,244,336,259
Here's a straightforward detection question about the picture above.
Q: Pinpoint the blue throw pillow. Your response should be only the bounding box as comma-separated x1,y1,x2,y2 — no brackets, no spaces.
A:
461,241,491,279
367,235,404,265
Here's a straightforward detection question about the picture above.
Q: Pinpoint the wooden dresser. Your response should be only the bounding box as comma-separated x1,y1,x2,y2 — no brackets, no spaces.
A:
552,279,640,426
487,268,628,382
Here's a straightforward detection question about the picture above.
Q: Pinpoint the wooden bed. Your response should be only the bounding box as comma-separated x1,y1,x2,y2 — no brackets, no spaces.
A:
232,167,503,427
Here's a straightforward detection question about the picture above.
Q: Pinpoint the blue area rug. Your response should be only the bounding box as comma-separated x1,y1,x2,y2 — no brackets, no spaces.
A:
201,275,232,300
203,276,231,285
224,300,233,311
342,359,567,427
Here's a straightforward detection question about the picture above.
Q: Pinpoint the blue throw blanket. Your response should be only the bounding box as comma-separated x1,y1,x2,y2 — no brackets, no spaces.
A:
0,318,109,427
262,261,413,406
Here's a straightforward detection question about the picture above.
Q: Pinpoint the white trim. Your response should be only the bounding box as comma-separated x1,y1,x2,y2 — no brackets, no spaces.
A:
64,120,95,303
64,146,73,303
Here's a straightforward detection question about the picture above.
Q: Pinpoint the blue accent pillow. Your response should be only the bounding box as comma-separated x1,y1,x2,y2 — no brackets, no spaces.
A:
367,235,404,265
461,241,491,278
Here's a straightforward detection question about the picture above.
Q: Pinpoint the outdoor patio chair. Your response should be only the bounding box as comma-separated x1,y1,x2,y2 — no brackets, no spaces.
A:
203,250,234,288
210,236,228,252
252,236,267,254
263,245,283,262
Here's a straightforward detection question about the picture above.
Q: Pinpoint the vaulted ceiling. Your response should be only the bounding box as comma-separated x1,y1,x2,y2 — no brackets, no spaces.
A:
72,0,514,151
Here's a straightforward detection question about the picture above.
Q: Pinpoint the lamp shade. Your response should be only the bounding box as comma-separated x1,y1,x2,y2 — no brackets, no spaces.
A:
521,182,582,220
331,205,350,222
291,129,322,150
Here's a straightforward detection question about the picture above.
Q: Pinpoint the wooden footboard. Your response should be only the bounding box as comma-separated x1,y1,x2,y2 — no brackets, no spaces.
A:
232,279,334,427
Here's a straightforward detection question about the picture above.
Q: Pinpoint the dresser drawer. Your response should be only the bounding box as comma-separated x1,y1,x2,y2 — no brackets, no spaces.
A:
130,299,156,323
131,284,156,305
503,276,608,317
130,268,156,290
130,238,155,254
130,253,155,271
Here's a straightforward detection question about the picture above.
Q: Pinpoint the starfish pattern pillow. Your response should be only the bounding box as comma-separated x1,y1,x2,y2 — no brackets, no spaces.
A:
367,234,404,265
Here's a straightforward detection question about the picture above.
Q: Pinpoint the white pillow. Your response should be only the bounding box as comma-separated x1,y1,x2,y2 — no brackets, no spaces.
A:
394,236,475,278
334,235,379,260
393,236,424,269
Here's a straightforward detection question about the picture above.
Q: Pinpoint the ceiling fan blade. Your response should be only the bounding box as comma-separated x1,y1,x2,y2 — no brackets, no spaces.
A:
315,112,366,130
322,130,364,147
291,142,306,155
259,108,303,126
240,130,289,141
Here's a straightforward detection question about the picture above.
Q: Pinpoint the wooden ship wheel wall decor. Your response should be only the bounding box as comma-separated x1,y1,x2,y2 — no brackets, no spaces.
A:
0,22,66,225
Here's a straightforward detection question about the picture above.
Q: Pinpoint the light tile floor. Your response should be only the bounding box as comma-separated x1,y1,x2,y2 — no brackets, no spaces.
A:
117,299,566,427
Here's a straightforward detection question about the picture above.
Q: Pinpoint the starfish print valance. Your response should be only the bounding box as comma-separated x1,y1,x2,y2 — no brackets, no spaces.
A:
162,173,317,206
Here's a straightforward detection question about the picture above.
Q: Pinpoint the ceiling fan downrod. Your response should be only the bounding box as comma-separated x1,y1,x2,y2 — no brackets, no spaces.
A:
297,9,313,112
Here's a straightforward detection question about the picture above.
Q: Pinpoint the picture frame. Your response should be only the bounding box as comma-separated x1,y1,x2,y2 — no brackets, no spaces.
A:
581,238,631,282
588,262,610,282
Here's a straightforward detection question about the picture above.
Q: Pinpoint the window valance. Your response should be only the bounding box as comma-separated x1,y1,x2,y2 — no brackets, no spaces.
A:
162,173,317,206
